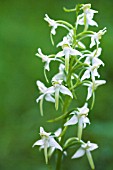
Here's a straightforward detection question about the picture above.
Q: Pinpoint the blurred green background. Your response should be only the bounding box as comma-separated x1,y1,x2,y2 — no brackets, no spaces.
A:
0,0,113,169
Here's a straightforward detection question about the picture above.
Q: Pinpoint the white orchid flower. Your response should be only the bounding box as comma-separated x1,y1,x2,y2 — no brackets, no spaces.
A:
83,80,106,100
44,14,60,35
36,48,55,71
90,27,107,48
57,36,71,47
72,141,98,169
77,4,98,29
44,14,69,35
64,103,90,140
33,127,62,164
47,79,73,110
84,48,104,66
36,81,55,116
56,46,82,73
81,65,100,82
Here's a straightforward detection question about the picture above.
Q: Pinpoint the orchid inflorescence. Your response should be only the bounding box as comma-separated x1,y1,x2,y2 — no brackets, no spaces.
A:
33,3,106,170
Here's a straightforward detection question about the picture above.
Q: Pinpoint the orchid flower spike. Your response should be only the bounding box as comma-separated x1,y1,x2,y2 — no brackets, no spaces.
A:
33,127,62,164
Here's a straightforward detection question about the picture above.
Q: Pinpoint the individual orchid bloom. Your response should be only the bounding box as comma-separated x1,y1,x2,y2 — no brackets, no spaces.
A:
44,14,69,35
56,45,82,73
72,141,98,169
84,48,104,66
57,36,71,47
52,64,66,82
57,29,74,47
83,80,106,100
77,4,98,29
90,27,107,48
47,79,73,110
64,103,90,140
36,81,55,116
81,65,100,82
36,48,56,71
44,14,60,35
32,127,62,164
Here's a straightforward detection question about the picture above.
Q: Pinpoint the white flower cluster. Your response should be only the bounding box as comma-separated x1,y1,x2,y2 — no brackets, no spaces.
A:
33,3,106,169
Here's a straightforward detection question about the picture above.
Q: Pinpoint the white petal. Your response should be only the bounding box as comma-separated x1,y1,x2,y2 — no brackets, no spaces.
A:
92,58,104,66
49,138,62,151
51,27,56,35
84,57,91,65
78,103,89,114
45,86,55,94
72,148,85,159
45,61,50,71
37,48,43,55
94,48,102,57
52,73,65,82
60,85,73,98
40,127,51,136
89,143,98,151
90,37,96,48
81,69,90,81
95,80,106,87
64,115,78,126
83,117,90,128
92,68,100,78
54,128,62,137
88,19,98,27
70,48,82,57
45,94,55,103
36,81,47,92
87,86,92,100
56,51,65,58
36,94,44,103
32,139,44,147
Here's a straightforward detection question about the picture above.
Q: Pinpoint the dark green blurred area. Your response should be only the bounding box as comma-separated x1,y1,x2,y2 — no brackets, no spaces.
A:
0,0,113,169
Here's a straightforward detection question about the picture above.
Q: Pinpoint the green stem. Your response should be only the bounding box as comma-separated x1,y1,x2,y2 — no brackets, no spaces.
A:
56,20,73,29
55,28,76,170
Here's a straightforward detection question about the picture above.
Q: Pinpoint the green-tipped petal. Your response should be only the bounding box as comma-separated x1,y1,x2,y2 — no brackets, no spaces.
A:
40,98,44,116
86,150,95,169
65,52,70,73
44,146,48,164
78,118,83,140
55,87,60,110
